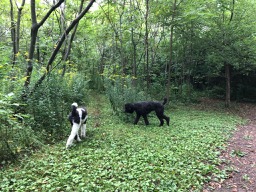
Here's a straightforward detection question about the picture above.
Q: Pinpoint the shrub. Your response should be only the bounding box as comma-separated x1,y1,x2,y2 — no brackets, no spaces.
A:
0,93,40,162
0,64,41,162
207,85,225,99
104,75,151,121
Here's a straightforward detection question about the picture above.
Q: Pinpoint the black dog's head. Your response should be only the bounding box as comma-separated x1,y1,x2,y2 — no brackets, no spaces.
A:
124,103,135,113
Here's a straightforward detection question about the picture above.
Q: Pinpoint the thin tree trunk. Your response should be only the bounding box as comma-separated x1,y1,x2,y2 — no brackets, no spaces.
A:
145,0,149,90
62,0,85,76
16,0,26,52
24,0,38,88
225,63,231,107
130,0,137,86
224,0,235,107
131,27,137,86
10,0,16,66
116,0,126,75
166,0,177,101
167,25,174,101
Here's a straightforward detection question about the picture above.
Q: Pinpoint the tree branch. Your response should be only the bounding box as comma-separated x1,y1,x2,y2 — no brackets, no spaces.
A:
31,0,96,93
24,0,65,88
62,0,85,76
37,0,65,28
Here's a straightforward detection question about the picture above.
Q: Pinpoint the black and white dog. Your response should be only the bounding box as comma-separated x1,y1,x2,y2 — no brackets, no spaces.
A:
66,103,88,148
124,98,170,126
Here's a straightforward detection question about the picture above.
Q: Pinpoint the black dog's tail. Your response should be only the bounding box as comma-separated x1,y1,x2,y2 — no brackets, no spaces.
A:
71,102,78,116
163,98,168,105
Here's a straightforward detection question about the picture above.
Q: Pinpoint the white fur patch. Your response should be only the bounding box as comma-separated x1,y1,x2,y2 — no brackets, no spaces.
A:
81,124,86,138
66,123,80,148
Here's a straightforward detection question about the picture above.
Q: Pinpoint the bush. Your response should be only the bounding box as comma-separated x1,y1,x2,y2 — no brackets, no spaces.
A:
179,83,201,103
0,64,41,162
104,75,151,122
0,93,40,162
207,85,225,99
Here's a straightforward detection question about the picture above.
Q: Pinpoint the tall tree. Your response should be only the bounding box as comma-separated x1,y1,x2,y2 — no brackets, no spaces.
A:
145,0,149,90
24,0,95,95
24,0,65,88
9,0,16,66
224,0,235,107
203,0,256,106
15,0,25,53
166,0,178,101
130,0,137,86
9,0,26,66
33,0,96,92
62,0,85,76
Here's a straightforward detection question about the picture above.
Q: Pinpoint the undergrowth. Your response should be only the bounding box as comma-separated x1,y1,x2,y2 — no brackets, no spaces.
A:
0,95,243,191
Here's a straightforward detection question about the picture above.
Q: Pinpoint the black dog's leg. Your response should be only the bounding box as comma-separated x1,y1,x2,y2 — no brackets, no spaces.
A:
142,114,149,125
164,115,170,126
160,120,164,126
157,116,164,126
134,114,141,125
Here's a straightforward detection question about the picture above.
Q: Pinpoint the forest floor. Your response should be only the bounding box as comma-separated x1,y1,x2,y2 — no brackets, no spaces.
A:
201,99,256,192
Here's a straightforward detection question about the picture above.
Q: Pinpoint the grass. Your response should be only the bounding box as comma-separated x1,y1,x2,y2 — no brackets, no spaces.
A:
0,99,243,191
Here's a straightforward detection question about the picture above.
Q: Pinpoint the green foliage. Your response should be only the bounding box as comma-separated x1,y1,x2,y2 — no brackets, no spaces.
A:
0,64,41,162
0,92,40,162
27,72,90,142
0,96,243,191
2,0,256,109
236,83,256,102
104,74,150,115
206,85,225,100
171,84,203,103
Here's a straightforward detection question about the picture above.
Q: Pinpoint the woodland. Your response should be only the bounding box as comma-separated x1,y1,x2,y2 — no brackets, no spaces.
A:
1,0,256,191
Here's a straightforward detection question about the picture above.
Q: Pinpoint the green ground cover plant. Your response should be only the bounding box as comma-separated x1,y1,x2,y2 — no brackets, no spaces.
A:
0,98,243,191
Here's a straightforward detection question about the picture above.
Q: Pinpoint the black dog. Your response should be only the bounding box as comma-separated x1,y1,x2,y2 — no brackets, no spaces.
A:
124,98,170,126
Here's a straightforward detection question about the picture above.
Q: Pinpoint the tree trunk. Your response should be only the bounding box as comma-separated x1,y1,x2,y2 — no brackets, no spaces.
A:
225,63,231,107
224,0,234,107
10,0,25,67
145,0,150,90
62,0,85,76
16,0,26,52
131,27,137,86
24,0,65,88
130,0,137,87
166,0,177,101
116,1,126,75
10,0,16,66
167,25,174,101
32,0,95,93
24,24,39,88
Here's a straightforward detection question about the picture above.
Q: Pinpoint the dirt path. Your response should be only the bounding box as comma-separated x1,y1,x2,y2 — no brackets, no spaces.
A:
203,103,256,192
